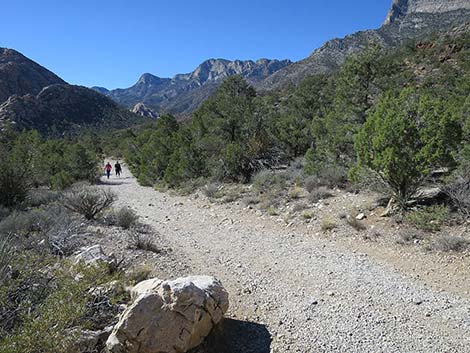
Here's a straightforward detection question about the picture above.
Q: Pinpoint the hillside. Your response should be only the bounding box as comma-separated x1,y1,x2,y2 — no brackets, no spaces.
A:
258,0,470,90
0,84,147,136
0,48,65,103
0,49,150,135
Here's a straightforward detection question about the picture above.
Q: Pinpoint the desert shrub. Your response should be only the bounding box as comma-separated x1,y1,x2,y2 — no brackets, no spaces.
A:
64,186,116,220
202,183,222,199
301,211,314,219
346,216,367,231
252,169,286,194
128,232,160,253
444,176,470,219
115,207,139,229
26,189,61,208
430,235,469,252
243,196,261,205
321,218,337,232
0,211,44,237
304,176,320,193
43,209,83,256
288,187,303,200
308,187,334,203
267,206,279,216
405,205,449,232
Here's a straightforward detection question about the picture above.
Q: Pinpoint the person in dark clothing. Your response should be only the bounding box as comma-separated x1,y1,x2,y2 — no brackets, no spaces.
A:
115,161,122,177
105,162,112,179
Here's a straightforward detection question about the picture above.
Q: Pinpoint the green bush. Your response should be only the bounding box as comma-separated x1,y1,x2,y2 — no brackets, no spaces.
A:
405,205,449,232
355,88,462,209
0,158,30,208
50,171,74,190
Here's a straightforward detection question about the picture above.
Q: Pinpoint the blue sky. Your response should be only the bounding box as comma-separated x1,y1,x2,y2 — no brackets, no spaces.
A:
1,0,392,89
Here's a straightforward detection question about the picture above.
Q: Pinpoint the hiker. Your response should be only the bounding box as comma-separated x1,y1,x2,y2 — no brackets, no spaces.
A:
105,162,112,179
115,161,122,177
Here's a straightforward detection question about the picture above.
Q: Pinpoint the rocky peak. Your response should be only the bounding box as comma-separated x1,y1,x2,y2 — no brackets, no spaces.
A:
137,73,166,85
131,102,159,119
0,47,65,103
384,0,470,25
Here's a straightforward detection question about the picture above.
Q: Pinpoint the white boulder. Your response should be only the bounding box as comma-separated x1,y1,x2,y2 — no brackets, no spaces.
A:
107,275,229,353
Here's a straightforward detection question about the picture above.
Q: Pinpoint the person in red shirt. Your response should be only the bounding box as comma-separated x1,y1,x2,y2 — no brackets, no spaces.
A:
105,162,112,179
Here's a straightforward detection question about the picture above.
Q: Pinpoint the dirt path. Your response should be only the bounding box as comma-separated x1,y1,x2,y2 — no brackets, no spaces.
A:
100,164,470,353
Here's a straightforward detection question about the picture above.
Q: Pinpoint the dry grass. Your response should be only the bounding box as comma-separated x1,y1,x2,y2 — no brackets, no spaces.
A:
321,218,337,232
128,232,161,253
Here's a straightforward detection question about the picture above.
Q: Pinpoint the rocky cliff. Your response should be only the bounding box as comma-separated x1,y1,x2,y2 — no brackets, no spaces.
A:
384,0,470,24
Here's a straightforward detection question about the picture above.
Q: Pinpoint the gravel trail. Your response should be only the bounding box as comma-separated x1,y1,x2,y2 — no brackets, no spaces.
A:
100,165,470,353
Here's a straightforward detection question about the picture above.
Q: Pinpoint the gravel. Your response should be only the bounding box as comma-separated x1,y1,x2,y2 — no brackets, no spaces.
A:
98,164,470,353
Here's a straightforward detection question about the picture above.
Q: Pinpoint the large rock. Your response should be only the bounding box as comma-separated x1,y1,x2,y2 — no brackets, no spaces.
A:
107,276,229,353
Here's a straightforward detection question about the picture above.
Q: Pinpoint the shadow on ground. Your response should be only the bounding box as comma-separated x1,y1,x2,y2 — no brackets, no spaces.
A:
190,319,272,353
98,178,133,186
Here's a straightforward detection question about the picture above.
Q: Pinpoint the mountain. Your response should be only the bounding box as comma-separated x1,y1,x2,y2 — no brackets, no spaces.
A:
258,0,470,90
0,48,65,103
0,48,149,135
0,84,147,135
96,58,292,116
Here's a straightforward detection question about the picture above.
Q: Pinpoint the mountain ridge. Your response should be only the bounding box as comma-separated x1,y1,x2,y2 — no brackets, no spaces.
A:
258,0,470,90
0,48,65,104
94,58,292,115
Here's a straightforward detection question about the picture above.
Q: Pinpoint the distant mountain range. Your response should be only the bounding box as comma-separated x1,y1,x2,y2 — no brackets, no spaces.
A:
93,0,470,116
0,0,469,134
92,58,292,117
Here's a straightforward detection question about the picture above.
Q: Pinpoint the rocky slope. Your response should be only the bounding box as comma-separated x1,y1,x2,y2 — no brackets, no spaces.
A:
0,49,150,135
258,0,470,90
131,102,159,119
0,84,147,136
0,48,65,103
96,59,292,115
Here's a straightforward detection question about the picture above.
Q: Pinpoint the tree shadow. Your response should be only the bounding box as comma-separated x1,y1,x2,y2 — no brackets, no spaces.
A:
190,319,272,353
